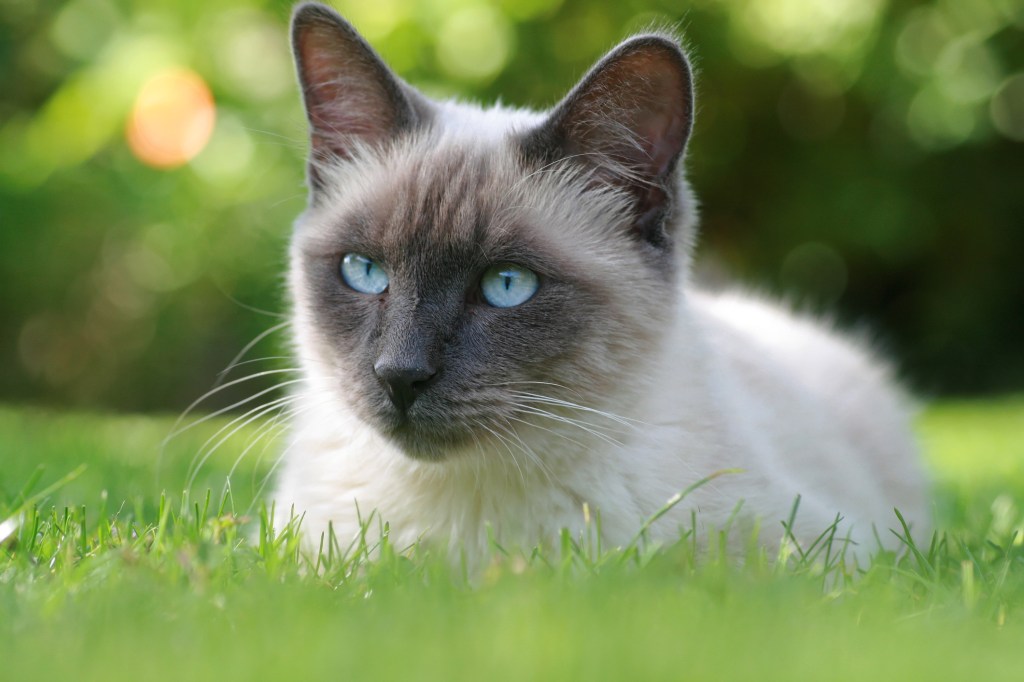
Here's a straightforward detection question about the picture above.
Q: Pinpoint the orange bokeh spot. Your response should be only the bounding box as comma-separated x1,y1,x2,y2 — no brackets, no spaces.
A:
126,68,216,168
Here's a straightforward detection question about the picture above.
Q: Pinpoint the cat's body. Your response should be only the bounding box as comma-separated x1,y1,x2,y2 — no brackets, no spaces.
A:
272,3,931,562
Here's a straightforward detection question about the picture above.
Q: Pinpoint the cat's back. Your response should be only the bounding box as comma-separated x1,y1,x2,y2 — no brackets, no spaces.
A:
685,289,931,541
691,289,902,416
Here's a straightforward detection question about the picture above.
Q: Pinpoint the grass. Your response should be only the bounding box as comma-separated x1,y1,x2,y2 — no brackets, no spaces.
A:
1,398,1023,681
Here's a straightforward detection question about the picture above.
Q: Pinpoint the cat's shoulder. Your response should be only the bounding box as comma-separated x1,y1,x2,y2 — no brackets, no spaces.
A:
687,288,909,403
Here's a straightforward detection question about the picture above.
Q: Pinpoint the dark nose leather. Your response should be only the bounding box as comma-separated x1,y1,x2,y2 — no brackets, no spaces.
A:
374,363,436,413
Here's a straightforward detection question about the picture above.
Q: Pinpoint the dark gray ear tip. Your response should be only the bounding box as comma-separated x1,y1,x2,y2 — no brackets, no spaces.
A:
292,2,341,25
291,2,369,66
609,35,695,119
619,33,685,52
612,34,693,77
291,2,358,40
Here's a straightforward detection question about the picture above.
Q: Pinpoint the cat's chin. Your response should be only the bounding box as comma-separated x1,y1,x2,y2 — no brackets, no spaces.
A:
375,420,473,463
360,397,496,462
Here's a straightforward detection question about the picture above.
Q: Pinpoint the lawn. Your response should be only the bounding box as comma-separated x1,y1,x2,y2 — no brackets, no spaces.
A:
1,398,1023,681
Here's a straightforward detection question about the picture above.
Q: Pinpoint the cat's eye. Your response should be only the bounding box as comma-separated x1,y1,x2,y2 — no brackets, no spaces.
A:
340,253,389,294
480,264,539,308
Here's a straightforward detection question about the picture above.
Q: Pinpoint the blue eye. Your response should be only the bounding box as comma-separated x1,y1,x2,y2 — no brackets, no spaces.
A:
340,253,389,294
480,264,539,308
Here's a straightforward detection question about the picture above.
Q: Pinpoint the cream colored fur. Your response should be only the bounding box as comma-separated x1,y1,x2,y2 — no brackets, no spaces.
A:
272,102,931,564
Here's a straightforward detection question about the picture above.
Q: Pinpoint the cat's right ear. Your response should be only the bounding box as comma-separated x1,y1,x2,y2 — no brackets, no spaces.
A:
291,3,424,191
524,35,694,251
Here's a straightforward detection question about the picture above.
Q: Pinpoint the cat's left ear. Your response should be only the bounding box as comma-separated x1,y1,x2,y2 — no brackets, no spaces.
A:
291,3,427,193
526,35,694,249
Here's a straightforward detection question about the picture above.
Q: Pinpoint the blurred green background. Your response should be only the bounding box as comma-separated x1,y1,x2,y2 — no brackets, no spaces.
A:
1,0,1022,413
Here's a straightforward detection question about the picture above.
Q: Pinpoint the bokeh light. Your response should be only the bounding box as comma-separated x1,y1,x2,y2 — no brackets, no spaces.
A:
727,0,885,69
189,111,256,187
779,242,848,305
436,5,514,81
50,0,120,61
208,9,293,103
126,69,216,169
991,73,1024,141
906,83,978,148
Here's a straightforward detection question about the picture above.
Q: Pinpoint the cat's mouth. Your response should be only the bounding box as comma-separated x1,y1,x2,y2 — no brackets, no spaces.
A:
354,377,526,462
368,400,477,462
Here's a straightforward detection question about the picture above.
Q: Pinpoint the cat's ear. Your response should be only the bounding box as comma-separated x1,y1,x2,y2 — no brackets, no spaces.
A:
527,35,694,249
291,3,425,190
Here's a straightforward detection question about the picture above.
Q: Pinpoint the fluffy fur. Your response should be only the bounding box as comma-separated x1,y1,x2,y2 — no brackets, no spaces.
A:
271,3,931,563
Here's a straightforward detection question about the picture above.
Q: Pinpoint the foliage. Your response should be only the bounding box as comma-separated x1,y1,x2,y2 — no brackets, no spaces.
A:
0,0,1022,411
1,398,1024,680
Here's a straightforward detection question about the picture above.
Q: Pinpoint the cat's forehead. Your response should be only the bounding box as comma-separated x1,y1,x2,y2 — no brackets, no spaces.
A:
298,129,640,279
368,142,514,246
313,138,550,258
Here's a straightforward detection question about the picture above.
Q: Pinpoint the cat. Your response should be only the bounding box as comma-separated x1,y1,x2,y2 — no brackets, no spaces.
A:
271,2,932,563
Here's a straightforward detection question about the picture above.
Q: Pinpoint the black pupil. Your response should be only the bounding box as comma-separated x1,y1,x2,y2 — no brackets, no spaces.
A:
503,274,512,290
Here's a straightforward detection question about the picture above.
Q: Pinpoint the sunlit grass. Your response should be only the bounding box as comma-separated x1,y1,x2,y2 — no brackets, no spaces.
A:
1,397,1023,681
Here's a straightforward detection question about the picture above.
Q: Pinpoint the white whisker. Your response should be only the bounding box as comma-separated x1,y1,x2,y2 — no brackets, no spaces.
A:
509,402,625,448
508,390,646,428
504,413,587,451
496,418,557,488
187,393,300,491
477,421,526,486
214,321,292,387
247,386,346,513
239,392,338,504
166,375,307,444
217,355,295,372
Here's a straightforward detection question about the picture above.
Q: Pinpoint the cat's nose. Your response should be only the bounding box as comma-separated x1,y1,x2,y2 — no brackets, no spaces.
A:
374,362,436,413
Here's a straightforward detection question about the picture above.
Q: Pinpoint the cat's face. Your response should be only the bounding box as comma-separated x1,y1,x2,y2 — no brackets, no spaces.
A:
289,4,695,461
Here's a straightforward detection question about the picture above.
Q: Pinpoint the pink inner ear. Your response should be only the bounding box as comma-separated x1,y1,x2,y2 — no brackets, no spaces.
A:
616,53,691,179
296,18,402,160
562,41,692,183
637,109,687,178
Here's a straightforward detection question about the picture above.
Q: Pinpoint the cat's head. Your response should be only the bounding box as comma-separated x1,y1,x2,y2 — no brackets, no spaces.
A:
288,2,696,461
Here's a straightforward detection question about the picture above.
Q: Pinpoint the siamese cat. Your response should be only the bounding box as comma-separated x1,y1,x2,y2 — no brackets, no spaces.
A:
271,2,931,562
